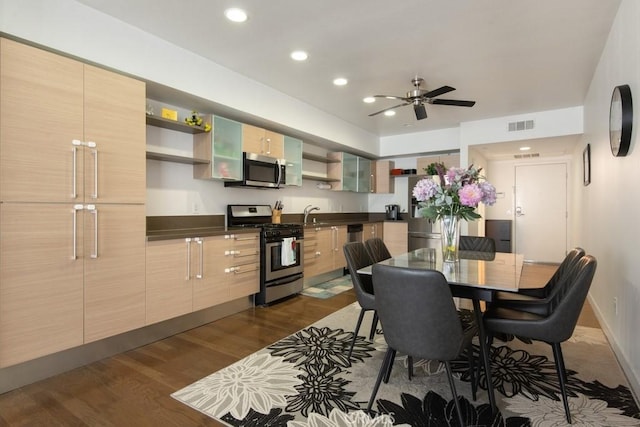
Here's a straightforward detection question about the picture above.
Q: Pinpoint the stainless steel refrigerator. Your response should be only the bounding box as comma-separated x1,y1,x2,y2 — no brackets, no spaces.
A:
408,175,441,251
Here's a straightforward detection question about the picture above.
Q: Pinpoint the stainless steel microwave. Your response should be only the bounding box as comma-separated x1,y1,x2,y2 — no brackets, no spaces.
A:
224,152,286,189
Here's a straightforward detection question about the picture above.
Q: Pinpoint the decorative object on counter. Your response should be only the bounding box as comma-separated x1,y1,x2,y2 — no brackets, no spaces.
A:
185,110,212,132
272,200,283,224
390,168,403,176
412,164,496,262
424,161,445,176
146,103,154,116
161,107,178,121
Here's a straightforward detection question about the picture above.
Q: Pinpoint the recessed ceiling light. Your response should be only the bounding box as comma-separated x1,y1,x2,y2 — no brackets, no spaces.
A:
520,146,531,151
290,50,308,61
333,77,348,86
224,8,247,23
363,97,375,103
384,110,396,117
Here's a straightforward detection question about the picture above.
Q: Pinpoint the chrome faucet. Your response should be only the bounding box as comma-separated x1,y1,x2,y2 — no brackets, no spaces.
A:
303,204,320,224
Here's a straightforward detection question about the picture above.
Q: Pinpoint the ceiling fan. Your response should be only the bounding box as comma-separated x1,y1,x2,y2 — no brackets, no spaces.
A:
368,77,476,120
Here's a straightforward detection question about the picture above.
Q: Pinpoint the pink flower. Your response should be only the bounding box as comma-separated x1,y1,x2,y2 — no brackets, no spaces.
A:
458,183,483,207
412,178,438,201
480,182,497,206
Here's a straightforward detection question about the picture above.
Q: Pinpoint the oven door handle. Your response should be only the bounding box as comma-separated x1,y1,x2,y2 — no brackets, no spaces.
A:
269,273,303,287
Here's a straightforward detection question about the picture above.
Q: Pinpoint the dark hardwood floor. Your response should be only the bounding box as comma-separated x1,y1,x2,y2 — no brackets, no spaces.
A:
0,291,357,426
0,264,600,425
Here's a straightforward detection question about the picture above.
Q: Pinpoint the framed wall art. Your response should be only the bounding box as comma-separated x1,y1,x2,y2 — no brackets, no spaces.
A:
583,143,591,186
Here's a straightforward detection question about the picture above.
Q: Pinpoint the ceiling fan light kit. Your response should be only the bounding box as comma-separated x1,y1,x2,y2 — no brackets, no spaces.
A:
369,77,475,120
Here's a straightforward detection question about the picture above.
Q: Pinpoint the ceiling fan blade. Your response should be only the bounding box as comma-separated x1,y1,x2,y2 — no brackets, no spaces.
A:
368,102,410,117
431,99,476,107
414,104,427,120
373,94,407,101
423,85,455,99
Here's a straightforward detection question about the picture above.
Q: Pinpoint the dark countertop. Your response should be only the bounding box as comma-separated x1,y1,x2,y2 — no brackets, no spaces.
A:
146,213,402,241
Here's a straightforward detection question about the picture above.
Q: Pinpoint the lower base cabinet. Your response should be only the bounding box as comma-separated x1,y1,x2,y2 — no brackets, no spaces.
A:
383,221,408,256
0,203,146,367
146,232,259,325
304,225,347,278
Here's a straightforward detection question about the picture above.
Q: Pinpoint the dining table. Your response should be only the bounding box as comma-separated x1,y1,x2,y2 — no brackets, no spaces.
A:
357,247,528,414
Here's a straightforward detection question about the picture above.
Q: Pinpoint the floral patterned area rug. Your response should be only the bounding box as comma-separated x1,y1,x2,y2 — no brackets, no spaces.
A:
171,302,640,426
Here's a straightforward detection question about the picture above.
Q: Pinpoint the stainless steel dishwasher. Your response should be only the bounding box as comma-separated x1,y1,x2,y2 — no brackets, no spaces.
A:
347,223,364,243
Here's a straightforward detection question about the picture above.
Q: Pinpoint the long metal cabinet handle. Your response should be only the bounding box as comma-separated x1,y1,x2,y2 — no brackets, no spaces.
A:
332,226,337,251
71,204,83,259
185,238,192,280
195,238,203,279
71,140,82,198
87,142,97,199
370,173,374,193
86,204,98,258
266,137,271,155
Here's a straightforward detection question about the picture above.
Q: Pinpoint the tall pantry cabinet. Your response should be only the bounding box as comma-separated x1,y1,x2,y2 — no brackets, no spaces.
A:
0,38,146,367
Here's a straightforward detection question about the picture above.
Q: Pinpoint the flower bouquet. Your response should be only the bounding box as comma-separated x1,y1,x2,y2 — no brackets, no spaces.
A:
412,164,496,261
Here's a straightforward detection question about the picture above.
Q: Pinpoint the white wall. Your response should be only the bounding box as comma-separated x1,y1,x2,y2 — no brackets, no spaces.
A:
574,0,640,394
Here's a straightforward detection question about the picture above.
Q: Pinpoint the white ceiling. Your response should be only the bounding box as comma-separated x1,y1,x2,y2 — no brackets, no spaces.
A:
76,0,620,157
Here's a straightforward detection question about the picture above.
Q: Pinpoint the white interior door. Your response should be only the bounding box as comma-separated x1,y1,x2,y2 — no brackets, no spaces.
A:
514,163,567,263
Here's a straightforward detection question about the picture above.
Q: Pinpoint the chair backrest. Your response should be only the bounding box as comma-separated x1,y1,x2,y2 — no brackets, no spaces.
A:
364,237,392,263
343,242,375,306
459,236,496,252
372,263,464,360
488,255,597,344
543,247,586,296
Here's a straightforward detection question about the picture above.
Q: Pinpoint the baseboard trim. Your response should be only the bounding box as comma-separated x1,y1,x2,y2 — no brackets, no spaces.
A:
0,297,253,394
588,294,640,406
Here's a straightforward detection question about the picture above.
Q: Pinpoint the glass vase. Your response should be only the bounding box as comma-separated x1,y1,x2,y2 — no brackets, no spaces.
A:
440,215,461,263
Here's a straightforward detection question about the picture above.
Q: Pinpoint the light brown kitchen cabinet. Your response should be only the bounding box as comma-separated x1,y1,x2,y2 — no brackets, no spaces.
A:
367,222,384,241
416,153,460,173
303,225,347,278
194,233,259,310
146,233,259,325
383,221,409,256
242,124,284,159
0,203,84,367
0,38,146,364
371,161,395,194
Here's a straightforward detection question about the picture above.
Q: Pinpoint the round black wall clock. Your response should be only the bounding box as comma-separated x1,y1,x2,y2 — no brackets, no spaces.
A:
609,84,633,157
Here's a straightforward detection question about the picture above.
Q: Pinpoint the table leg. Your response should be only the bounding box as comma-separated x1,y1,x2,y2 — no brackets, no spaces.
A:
472,299,496,413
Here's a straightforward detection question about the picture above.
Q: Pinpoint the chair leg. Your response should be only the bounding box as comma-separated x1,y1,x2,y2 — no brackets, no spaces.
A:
383,349,396,383
367,348,395,411
369,311,378,340
467,346,477,401
347,308,366,361
444,361,465,427
407,356,413,380
551,342,572,424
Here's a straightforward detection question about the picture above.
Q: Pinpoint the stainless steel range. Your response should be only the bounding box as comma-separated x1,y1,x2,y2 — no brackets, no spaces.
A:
227,205,304,305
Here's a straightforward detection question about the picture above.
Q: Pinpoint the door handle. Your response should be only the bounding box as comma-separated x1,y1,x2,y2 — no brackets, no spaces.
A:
516,206,525,217
86,204,98,258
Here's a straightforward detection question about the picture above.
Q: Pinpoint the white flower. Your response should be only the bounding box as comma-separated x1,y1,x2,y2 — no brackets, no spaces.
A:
172,352,303,420
506,393,639,426
287,408,409,427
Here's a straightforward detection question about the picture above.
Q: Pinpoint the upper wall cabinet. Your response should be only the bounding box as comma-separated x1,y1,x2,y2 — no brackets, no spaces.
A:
242,124,284,159
416,153,460,174
284,136,303,187
372,160,395,194
0,38,145,204
193,115,244,181
327,152,375,193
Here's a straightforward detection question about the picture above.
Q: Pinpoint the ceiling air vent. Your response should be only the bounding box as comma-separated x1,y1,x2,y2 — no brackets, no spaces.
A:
514,153,540,159
508,120,534,132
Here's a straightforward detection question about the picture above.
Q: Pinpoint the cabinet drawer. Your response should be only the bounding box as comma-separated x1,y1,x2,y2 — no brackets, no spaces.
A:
228,262,260,299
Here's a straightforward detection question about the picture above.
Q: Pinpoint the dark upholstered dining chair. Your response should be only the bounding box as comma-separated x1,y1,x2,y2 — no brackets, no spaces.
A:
343,242,377,362
364,237,392,263
483,254,597,424
367,264,478,426
491,247,585,316
459,235,496,252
